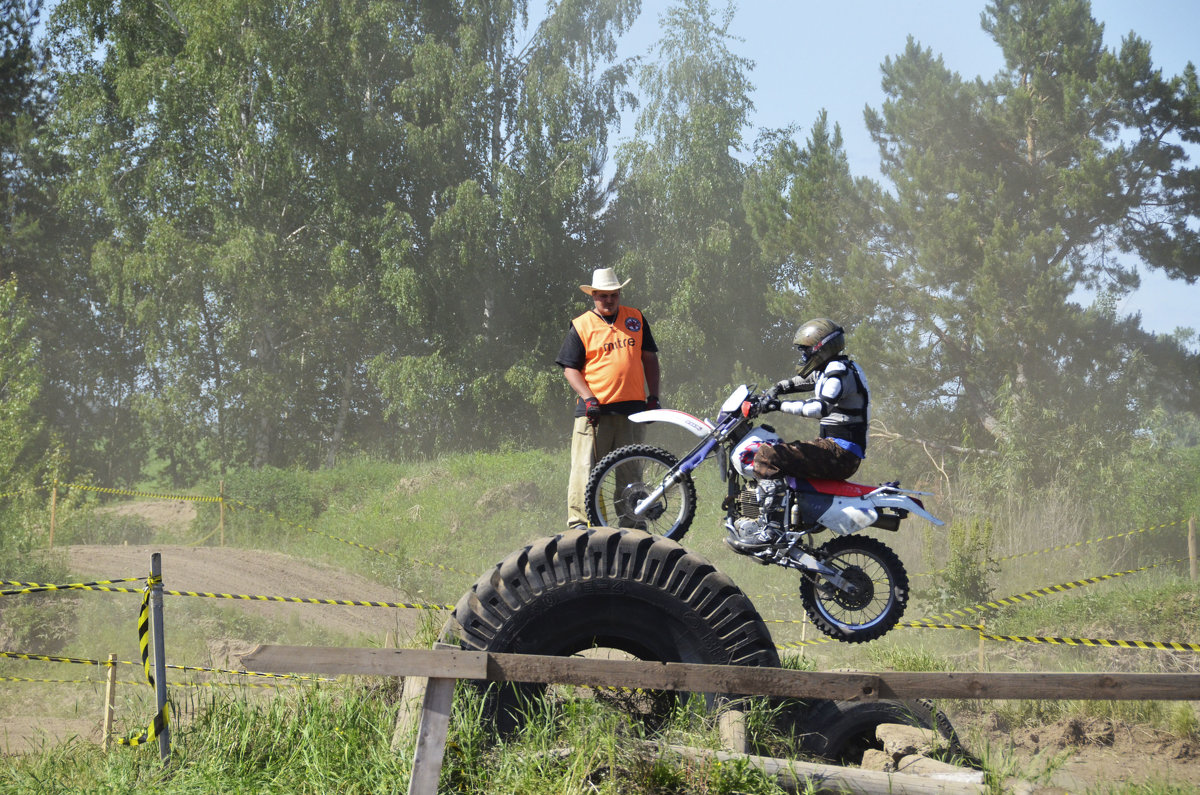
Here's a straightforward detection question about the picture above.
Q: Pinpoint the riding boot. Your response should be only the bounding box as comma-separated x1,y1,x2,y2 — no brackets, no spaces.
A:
727,479,783,553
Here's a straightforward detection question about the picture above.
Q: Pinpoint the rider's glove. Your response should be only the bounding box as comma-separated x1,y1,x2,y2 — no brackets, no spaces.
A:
762,398,781,413
645,394,660,410
766,378,792,400
584,397,601,425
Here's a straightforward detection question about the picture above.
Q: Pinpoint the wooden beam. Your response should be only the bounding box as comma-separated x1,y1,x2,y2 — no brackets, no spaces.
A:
239,645,487,679
869,671,1200,701
485,654,882,699
237,646,1200,702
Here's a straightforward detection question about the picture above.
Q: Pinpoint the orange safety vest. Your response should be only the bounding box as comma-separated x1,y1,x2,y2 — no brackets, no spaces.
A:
572,306,647,405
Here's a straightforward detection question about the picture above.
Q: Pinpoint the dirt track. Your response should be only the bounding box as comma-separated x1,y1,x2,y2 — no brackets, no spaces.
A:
66,544,425,642
1,537,432,754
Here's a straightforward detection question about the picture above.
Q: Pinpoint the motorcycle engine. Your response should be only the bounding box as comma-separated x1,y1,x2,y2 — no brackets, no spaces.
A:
735,484,759,519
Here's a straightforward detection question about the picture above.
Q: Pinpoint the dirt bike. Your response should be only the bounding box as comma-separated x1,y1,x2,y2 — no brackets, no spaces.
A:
584,385,943,643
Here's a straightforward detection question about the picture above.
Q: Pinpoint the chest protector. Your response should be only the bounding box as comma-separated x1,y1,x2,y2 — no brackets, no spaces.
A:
572,306,647,404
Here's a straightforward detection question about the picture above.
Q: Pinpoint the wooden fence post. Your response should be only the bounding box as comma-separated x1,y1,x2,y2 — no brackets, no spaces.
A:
406,643,462,795
103,653,118,750
1189,515,1197,582
48,481,58,549
219,481,226,547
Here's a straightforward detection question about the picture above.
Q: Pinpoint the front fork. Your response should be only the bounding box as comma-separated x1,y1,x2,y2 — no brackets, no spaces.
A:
632,436,718,517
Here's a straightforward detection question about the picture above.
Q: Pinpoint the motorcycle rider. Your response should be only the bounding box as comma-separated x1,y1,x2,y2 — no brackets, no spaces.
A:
727,318,870,554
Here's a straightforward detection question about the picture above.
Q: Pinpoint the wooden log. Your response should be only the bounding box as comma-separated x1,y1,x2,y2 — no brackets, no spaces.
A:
652,743,987,795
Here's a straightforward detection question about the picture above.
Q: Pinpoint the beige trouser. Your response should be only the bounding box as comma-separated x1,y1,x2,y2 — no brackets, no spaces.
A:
566,414,645,529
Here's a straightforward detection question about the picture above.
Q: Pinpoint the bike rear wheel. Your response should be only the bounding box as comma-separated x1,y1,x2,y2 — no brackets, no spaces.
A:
585,444,697,541
798,534,908,643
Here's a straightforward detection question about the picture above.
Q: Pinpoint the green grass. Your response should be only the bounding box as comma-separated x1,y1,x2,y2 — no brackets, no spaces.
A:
0,683,807,794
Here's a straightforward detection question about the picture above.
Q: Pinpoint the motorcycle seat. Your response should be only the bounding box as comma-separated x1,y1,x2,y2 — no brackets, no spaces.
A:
795,478,877,498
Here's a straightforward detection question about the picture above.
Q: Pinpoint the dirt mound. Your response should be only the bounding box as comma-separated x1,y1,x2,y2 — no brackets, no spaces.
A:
958,712,1200,791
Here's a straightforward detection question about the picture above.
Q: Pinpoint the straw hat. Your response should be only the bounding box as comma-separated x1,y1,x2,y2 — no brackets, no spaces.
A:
579,267,631,296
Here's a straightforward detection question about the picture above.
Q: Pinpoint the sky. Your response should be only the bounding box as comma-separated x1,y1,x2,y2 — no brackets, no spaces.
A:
601,0,1199,340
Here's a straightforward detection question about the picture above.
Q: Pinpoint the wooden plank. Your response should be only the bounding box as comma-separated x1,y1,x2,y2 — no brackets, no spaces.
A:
870,671,1200,701
238,645,487,679
485,653,882,699
487,655,1200,701
407,677,455,795
239,645,1200,702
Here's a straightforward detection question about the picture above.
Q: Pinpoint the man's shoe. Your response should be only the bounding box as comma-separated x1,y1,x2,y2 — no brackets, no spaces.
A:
725,517,780,553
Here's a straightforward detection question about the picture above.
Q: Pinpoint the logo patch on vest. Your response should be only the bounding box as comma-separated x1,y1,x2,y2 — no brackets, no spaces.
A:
624,316,641,332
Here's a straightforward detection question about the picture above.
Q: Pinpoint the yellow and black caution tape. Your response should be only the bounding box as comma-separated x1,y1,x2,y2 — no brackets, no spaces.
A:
910,558,1184,625
0,676,114,684
1,577,146,597
164,588,454,611
116,574,163,748
57,482,221,503
915,518,1187,578
978,633,1200,652
776,637,835,649
0,676,305,689
0,486,42,500
1,577,453,610
2,651,332,683
116,707,168,747
903,622,985,632
0,650,131,667
227,498,478,578
166,662,333,683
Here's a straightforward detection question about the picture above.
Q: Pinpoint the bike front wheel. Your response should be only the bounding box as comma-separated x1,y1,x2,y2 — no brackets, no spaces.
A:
585,444,697,541
799,534,909,643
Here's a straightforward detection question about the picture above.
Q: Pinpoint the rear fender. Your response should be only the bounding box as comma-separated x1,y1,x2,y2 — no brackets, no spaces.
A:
865,493,944,526
816,493,943,535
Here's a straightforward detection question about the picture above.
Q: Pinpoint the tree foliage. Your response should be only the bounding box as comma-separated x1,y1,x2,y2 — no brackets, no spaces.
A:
608,0,773,411
863,0,1200,483
0,0,1193,504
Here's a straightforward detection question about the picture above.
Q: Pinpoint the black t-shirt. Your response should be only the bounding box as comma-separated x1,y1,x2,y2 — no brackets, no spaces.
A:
555,310,658,416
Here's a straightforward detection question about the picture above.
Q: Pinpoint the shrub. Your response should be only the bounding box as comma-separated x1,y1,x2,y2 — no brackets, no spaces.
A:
52,511,155,546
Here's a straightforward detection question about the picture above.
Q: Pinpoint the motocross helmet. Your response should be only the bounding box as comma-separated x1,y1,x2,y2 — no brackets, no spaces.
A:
793,317,845,377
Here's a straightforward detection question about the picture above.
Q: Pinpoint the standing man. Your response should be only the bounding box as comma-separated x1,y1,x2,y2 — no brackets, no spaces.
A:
556,268,660,530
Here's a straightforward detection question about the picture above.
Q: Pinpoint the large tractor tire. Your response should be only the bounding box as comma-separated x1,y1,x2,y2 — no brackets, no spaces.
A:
444,527,779,730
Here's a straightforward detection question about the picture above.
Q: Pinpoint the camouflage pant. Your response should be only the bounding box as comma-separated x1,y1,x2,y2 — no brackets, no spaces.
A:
752,437,861,481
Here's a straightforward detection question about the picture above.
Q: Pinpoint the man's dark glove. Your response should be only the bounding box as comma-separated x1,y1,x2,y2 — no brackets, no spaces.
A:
762,398,781,413
766,378,792,400
584,397,601,425
645,395,660,410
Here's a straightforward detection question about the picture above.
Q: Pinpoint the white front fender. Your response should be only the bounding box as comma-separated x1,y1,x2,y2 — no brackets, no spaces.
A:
627,408,714,438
